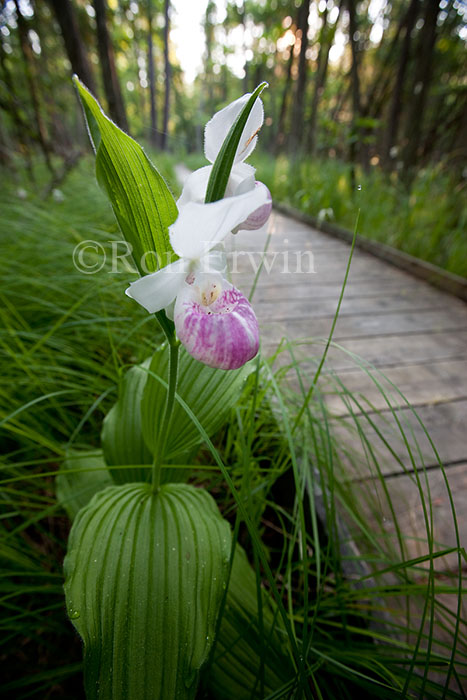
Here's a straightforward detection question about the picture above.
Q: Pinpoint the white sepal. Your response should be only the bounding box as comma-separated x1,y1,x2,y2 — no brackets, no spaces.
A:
125,258,188,314
204,93,264,165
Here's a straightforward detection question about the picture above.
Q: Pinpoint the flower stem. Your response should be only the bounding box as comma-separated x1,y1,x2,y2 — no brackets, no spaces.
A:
152,317,180,492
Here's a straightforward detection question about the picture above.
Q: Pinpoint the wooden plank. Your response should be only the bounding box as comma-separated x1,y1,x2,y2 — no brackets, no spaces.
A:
352,462,467,572
246,278,425,299
231,250,415,278
320,358,467,414
329,399,467,475
263,331,467,371
272,203,467,302
255,291,459,320
267,356,467,413
232,208,467,559
259,308,467,343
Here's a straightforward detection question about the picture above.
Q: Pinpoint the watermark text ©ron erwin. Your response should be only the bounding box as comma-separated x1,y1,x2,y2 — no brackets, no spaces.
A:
72,240,316,275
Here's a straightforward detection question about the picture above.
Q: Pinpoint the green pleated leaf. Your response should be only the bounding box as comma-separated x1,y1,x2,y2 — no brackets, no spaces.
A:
101,357,193,484
205,82,268,204
73,77,178,273
56,449,114,521
101,360,152,483
210,546,294,699
142,343,252,460
64,483,231,700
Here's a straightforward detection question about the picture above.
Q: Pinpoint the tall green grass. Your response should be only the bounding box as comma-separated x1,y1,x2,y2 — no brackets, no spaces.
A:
0,158,466,698
252,152,467,279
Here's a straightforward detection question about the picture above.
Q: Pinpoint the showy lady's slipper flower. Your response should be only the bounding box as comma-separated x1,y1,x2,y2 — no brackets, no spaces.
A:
178,93,272,232
125,187,267,369
174,272,259,370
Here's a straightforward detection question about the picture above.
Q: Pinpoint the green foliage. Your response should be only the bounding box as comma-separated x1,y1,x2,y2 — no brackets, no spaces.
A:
1,162,466,698
101,359,153,483
64,482,231,700
255,151,467,278
57,450,113,521
74,78,178,275
209,545,294,699
141,344,252,461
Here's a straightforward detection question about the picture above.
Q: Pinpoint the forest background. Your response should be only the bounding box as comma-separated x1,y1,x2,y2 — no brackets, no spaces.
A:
1,2,467,697
0,0,466,274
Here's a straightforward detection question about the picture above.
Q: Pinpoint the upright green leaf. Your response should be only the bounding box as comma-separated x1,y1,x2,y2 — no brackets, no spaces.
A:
101,360,152,483
141,343,252,460
205,82,268,204
56,450,114,520
64,483,231,700
73,77,178,273
56,449,114,521
101,356,193,484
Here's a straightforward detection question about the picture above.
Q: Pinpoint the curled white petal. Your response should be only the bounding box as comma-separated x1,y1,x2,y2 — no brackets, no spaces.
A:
169,186,268,260
125,258,187,313
204,93,264,165
234,182,272,232
177,166,211,208
228,163,256,196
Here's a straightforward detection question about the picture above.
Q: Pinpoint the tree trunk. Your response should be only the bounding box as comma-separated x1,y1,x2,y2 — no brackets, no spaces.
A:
35,1,72,156
275,41,295,151
93,0,129,133
238,1,249,94
14,0,54,173
147,0,158,147
346,0,362,179
363,2,412,120
203,2,216,114
48,0,98,96
401,0,440,180
0,111,11,167
0,38,32,166
160,0,171,151
382,0,420,169
289,0,310,154
307,2,342,154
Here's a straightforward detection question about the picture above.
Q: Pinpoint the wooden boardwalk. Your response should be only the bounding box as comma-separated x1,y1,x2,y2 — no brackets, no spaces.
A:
229,210,467,569
175,165,467,569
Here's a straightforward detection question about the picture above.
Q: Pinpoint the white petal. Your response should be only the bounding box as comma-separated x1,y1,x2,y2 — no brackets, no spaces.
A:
177,166,211,207
125,258,188,313
233,182,272,232
227,163,256,197
204,94,264,165
169,186,269,260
